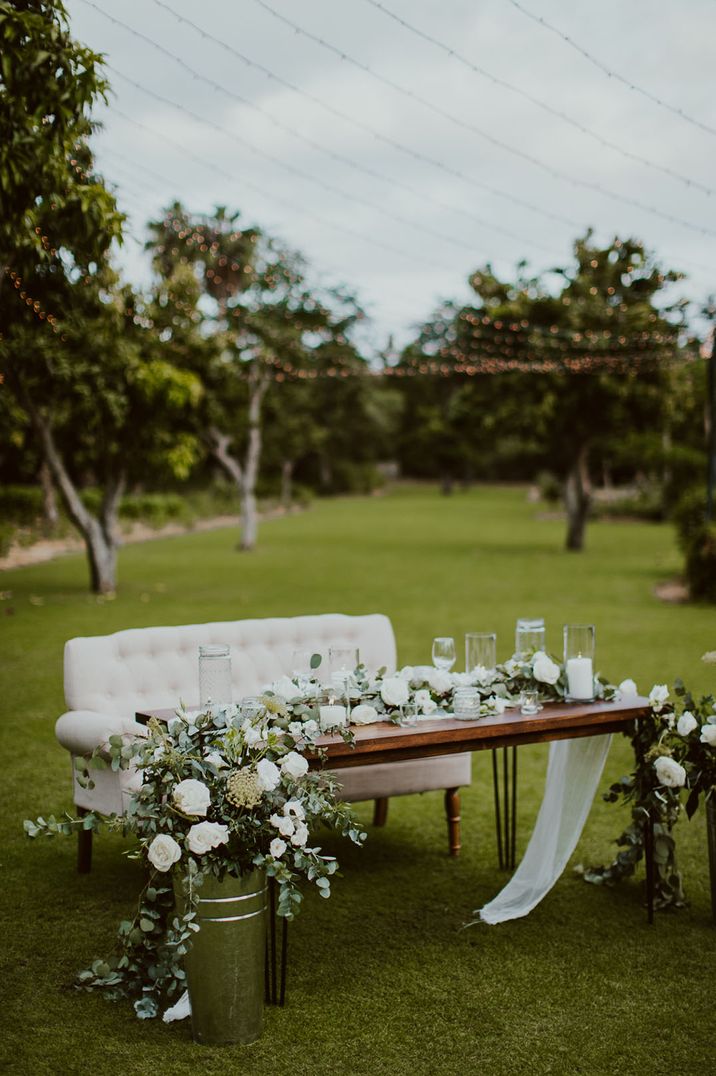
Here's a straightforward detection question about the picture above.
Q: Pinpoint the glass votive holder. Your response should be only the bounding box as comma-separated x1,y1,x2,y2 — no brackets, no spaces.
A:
399,699,419,727
515,617,546,658
240,696,265,721
564,624,596,701
465,632,497,674
519,689,541,716
453,686,482,721
198,644,232,707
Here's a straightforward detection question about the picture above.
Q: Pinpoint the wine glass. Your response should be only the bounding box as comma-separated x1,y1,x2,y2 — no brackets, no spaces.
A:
432,636,456,672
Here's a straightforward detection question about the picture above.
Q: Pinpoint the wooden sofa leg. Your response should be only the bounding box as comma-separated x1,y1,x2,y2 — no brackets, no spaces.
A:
445,788,461,857
77,808,92,874
373,797,389,827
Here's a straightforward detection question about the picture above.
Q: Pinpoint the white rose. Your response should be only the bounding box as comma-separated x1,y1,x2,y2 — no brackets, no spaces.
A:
351,704,381,725
271,675,298,700
410,665,433,687
618,678,638,698
427,669,453,695
532,651,560,686
281,751,309,780
204,750,227,770
397,666,414,682
173,779,211,817
241,719,262,748
303,719,319,738
186,821,230,855
380,676,410,707
270,812,295,837
648,684,669,712
414,689,437,716
288,722,304,738
291,821,309,847
488,695,507,715
700,724,716,747
676,711,698,737
503,658,518,676
270,838,287,858
147,833,182,872
283,799,305,819
654,755,686,788
256,758,281,792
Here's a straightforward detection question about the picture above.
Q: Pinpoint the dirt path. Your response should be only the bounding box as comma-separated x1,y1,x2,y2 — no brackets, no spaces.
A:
0,506,301,572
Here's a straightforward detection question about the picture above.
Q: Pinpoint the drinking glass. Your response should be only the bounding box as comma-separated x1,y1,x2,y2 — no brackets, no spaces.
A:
198,644,232,707
515,617,546,658
465,632,497,674
328,647,359,677
432,637,456,672
291,648,316,692
564,624,596,701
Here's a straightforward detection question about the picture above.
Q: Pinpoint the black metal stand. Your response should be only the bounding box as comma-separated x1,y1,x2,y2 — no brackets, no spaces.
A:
492,746,517,871
266,877,288,1006
644,806,655,926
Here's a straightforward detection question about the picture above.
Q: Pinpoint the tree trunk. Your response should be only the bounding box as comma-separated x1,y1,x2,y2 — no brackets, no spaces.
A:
25,403,123,592
441,473,453,496
239,369,269,550
39,459,59,529
564,445,591,552
280,458,294,509
208,365,269,553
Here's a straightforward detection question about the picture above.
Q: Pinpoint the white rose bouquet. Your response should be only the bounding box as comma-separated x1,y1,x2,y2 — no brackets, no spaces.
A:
25,698,365,1020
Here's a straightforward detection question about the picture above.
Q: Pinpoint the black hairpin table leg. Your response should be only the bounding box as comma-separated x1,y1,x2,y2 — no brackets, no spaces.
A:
492,746,518,871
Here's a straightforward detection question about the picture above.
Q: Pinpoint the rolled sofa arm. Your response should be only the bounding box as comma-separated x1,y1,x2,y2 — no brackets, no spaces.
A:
55,710,149,758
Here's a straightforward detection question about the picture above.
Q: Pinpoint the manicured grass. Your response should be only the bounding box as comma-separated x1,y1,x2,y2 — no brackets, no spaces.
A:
1,484,714,1075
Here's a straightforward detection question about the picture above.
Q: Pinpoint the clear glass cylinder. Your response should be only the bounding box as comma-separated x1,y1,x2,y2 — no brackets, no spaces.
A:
515,617,546,658
465,632,497,673
198,644,233,707
453,686,482,721
563,624,596,701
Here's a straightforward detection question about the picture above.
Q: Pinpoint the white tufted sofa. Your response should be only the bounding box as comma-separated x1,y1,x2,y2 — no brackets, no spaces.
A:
56,613,471,870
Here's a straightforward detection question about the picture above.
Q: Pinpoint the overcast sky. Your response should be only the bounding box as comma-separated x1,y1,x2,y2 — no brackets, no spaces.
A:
66,0,716,350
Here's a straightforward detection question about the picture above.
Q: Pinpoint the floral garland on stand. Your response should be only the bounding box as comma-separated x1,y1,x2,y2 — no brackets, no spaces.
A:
583,653,716,911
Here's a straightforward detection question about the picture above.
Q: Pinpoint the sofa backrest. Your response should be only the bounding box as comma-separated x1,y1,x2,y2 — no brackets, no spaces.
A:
64,613,396,718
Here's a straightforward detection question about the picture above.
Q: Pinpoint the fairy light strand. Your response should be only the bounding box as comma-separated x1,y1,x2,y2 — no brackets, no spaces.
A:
506,0,716,139
249,0,716,237
362,0,713,195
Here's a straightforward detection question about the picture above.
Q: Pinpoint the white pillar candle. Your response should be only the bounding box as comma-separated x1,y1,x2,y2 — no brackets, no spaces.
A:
319,704,347,731
566,656,594,700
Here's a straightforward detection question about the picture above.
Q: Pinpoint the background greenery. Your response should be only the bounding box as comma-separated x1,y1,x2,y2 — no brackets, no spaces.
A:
1,485,714,1075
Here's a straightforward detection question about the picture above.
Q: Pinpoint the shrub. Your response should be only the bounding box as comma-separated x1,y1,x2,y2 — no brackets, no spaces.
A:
0,486,44,525
673,486,716,602
0,522,16,558
536,471,562,504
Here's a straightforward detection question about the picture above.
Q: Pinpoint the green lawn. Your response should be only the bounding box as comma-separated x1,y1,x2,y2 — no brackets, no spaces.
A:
1,485,714,1075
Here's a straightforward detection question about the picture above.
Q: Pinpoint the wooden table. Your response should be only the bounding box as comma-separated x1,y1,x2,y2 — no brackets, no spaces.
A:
137,697,650,887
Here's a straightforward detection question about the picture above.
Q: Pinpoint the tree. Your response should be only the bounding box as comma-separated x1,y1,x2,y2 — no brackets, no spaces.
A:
146,205,370,550
398,234,691,550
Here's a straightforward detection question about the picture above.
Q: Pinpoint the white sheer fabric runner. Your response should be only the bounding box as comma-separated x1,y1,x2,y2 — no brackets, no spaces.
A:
477,734,612,924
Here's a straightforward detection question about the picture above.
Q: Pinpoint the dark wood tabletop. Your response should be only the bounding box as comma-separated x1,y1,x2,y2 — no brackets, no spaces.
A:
136,696,649,769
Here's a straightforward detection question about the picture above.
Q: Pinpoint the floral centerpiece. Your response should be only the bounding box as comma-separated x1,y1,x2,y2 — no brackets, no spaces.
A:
25,695,365,1023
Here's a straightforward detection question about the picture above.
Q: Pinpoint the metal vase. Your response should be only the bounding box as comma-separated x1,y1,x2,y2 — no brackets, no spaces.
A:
176,869,267,1045
708,797,716,925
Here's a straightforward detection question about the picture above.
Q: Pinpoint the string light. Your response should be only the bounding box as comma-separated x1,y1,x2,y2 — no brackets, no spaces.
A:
362,0,714,195
506,0,716,140
250,0,716,237
3,268,66,339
